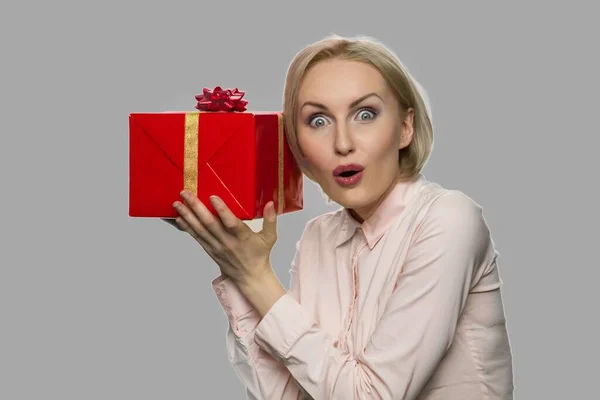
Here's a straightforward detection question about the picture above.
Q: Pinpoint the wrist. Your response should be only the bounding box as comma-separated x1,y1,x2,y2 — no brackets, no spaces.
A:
238,269,286,318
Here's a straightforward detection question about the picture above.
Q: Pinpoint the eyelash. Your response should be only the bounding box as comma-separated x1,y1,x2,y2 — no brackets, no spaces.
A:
306,107,379,127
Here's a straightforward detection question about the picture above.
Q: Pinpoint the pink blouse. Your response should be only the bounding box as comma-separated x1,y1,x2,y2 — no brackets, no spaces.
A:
212,175,514,399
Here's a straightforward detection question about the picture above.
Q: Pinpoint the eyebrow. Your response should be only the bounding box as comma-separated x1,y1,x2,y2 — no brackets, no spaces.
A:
300,92,383,112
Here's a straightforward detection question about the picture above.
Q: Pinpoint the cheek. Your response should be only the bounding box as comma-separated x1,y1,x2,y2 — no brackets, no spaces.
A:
361,125,400,159
298,133,328,170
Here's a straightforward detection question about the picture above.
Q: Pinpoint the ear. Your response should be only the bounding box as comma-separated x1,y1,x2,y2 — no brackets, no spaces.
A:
399,107,415,150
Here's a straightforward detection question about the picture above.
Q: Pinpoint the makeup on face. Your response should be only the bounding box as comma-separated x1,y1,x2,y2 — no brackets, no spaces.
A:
299,94,384,189
301,93,384,128
295,59,404,216
332,163,365,186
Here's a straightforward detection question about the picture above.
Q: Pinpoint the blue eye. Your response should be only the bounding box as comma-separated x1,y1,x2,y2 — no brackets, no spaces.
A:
356,109,376,121
308,115,328,128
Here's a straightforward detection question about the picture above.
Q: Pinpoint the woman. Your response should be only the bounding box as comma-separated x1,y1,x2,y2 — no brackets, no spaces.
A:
169,35,514,399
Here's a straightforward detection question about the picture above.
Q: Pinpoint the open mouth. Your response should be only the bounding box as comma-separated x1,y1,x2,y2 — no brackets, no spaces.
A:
333,163,365,180
338,170,359,177
332,164,365,186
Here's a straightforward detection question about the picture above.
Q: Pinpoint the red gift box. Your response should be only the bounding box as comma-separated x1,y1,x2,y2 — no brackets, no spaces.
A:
129,87,303,220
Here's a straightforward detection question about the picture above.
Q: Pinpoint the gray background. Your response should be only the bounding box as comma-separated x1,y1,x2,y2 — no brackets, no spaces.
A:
1,1,598,398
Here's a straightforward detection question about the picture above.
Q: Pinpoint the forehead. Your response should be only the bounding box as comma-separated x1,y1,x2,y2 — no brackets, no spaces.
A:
298,59,389,105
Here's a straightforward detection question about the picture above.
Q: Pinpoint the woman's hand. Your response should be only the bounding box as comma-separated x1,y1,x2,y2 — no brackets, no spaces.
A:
165,190,279,289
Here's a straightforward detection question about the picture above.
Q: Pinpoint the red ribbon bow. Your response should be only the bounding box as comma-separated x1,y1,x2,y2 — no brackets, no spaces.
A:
194,86,248,112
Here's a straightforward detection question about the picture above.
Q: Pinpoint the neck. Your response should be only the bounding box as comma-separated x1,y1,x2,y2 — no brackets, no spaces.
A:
349,173,403,223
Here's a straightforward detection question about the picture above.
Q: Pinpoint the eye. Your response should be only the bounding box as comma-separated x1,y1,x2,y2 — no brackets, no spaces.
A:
308,115,329,128
356,108,377,121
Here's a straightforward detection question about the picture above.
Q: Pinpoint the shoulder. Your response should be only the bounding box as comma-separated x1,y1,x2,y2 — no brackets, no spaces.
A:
425,188,485,227
415,179,487,227
395,184,499,286
413,184,493,257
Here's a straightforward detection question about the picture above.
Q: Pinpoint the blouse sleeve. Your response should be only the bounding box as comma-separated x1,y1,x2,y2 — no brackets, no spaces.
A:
252,191,497,399
212,240,305,399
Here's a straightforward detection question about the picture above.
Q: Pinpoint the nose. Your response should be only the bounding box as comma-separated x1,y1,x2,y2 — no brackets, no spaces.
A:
333,123,355,156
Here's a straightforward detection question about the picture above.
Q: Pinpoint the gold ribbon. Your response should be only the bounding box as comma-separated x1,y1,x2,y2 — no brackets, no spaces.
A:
183,112,200,195
182,111,284,217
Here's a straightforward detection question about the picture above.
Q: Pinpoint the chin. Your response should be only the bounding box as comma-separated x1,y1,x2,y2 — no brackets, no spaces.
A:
329,187,371,209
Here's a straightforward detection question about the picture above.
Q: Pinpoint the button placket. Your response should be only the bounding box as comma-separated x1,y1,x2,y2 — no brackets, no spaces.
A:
340,239,368,351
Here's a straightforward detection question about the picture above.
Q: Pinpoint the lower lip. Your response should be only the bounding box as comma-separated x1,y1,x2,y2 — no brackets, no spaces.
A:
334,171,364,186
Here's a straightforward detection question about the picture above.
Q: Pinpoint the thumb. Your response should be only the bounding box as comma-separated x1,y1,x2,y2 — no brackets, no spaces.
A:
261,201,278,244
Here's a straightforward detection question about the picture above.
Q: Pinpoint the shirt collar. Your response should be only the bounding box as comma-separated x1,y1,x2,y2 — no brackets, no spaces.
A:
335,174,425,249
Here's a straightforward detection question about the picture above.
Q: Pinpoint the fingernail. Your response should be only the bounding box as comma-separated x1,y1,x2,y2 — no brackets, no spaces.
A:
210,196,220,205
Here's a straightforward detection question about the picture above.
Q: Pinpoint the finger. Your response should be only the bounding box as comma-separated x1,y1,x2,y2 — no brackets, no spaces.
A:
209,196,249,239
173,216,194,236
180,191,229,242
260,201,278,244
162,218,184,231
173,217,196,238
173,201,222,251
174,217,216,250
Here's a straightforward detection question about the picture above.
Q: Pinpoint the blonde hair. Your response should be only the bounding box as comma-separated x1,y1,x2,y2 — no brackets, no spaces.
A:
282,35,434,183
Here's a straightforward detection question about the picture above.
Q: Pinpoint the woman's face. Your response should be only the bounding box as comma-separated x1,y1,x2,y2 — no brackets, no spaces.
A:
296,58,414,222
